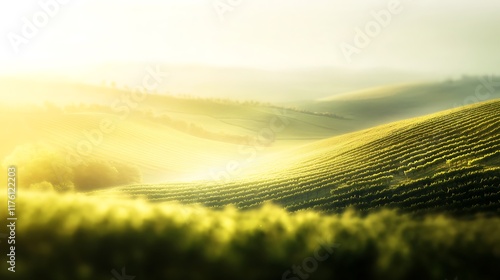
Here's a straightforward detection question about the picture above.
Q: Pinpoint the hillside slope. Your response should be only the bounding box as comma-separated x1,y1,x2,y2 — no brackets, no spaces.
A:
0,77,348,138
293,77,500,131
94,100,500,216
0,102,343,183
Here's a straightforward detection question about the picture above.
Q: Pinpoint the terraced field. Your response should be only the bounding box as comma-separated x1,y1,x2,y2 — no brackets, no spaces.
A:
93,100,500,216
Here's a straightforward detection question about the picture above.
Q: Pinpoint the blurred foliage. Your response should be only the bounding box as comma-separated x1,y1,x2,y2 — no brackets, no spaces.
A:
1,143,141,192
0,192,499,280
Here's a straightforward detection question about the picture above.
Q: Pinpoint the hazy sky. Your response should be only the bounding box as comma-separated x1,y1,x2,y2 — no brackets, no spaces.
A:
0,0,499,75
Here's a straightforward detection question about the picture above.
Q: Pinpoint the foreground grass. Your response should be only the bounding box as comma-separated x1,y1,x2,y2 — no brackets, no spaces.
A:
1,191,499,280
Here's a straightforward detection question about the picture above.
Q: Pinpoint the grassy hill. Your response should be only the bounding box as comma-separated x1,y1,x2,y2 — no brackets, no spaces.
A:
1,80,499,280
93,100,500,216
293,77,500,132
0,81,349,184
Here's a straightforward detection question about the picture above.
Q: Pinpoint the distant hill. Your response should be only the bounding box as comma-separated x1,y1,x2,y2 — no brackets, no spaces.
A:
293,76,500,131
0,81,350,184
0,64,437,102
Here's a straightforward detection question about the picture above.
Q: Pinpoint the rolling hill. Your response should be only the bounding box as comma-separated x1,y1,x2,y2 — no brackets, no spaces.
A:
1,77,498,188
293,76,500,132
2,78,499,280
3,76,497,146
0,83,347,184
92,99,500,216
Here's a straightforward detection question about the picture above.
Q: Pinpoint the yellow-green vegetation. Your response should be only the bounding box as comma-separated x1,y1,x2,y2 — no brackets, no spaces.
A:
1,191,499,280
95,100,500,216
1,143,141,192
0,80,349,184
1,78,499,280
297,77,499,129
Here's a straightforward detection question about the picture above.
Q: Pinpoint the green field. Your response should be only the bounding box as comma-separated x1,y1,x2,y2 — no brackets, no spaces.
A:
0,78,355,184
2,1,499,279
92,100,500,216
1,79,499,280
